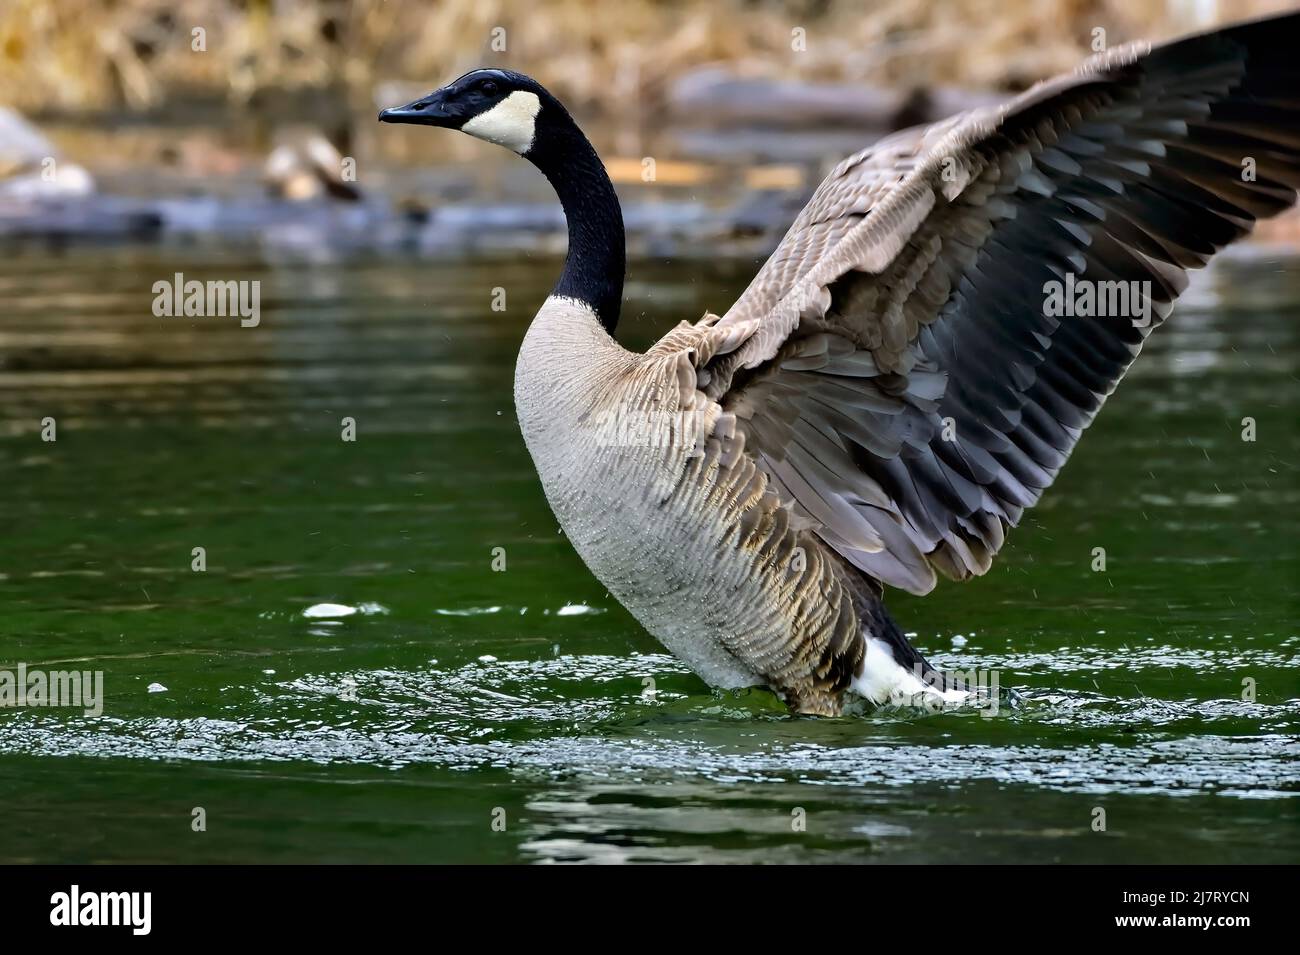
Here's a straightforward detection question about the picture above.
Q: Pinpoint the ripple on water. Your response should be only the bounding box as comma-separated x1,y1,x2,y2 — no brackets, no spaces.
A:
1,649,1296,799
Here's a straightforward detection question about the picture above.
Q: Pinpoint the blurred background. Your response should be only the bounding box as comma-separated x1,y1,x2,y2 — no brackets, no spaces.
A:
3,0,1298,250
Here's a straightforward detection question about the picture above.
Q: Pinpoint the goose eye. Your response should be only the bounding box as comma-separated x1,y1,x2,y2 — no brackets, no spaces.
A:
481,80,499,96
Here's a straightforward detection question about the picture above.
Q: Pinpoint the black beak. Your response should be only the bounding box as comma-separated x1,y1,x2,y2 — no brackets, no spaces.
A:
378,90,459,128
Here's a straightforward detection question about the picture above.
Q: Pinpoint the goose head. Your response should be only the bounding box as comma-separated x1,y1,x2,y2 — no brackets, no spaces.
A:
379,68,627,333
378,69,551,156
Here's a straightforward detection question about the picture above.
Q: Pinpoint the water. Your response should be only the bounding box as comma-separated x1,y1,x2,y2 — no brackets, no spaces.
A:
1,242,1297,863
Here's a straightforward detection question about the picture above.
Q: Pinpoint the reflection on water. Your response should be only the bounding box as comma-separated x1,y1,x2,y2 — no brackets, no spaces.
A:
0,242,1297,863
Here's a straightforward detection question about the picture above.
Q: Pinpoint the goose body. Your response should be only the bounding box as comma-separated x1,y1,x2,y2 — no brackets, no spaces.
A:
515,295,876,710
515,297,767,691
382,12,1300,715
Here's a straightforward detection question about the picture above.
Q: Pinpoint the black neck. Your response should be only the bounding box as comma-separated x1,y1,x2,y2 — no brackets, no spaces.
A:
525,112,625,334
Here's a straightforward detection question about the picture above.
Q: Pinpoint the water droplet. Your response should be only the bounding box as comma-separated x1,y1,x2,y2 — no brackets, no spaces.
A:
304,603,357,619
557,603,600,616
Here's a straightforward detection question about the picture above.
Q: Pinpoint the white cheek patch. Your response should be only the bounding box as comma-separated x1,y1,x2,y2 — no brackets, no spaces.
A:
461,91,542,154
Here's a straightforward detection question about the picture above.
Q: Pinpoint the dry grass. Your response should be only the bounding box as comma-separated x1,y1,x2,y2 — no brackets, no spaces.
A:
1,0,1295,114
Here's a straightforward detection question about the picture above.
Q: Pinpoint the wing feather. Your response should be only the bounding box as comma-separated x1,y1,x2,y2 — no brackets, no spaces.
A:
687,11,1300,594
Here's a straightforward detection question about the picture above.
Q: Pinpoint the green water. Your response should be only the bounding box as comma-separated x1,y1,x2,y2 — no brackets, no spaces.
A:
0,242,1296,863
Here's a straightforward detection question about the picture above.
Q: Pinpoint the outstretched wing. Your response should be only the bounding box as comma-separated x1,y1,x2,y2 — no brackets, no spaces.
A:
700,12,1300,596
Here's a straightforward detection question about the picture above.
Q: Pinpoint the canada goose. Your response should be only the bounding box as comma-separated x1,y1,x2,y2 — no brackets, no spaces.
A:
264,133,363,202
380,12,1300,716
0,107,94,200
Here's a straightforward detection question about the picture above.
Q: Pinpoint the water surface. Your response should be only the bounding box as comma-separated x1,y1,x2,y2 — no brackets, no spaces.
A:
1,243,1296,863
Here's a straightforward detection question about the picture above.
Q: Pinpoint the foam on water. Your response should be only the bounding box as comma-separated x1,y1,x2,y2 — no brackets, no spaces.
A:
2,647,1295,801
